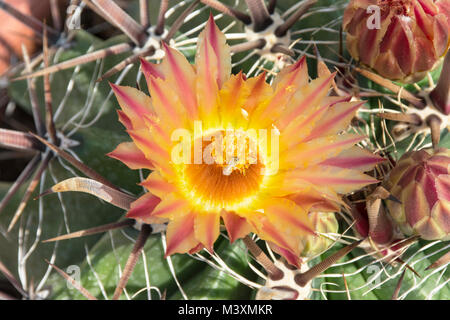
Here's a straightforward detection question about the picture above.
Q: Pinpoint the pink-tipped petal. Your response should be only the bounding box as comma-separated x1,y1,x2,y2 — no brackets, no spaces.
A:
140,57,164,80
255,216,302,257
126,193,163,224
219,72,250,127
288,191,341,213
194,211,220,252
127,128,175,178
221,210,253,243
269,242,302,268
280,96,353,149
283,134,365,169
110,83,154,130
195,32,220,122
272,56,308,91
117,110,133,131
305,101,364,141
139,171,177,198
148,76,187,129
250,57,310,128
320,147,385,172
165,212,199,256
150,193,190,219
277,72,336,130
263,198,315,237
198,14,231,88
160,42,198,118
289,165,379,194
194,15,231,122
108,142,154,170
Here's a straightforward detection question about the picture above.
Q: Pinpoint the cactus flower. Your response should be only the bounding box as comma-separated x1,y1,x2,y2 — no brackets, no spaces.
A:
343,0,450,83
108,16,382,261
386,148,450,240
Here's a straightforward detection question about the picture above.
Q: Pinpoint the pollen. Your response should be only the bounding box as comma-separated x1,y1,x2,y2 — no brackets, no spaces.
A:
181,129,266,211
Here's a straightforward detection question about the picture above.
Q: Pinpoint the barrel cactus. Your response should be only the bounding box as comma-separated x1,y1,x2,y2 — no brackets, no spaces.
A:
0,0,448,301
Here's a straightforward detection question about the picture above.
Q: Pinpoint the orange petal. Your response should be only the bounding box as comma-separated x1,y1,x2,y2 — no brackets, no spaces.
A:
287,189,341,213
140,57,164,81
150,193,190,219
160,42,198,118
194,15,231,126
139,171,177,198
276,72,336,130
127,128,173,176
304,101,364,141
288,165,379,194
269,242,302,268
320,146,385,172
280,96,352,149
165,212,199,256
272,56,308,92
254,215,302,257
282,134,365,169
139,112,173,158
250,57,308,128
219,72,249,127
117,110,132,131
243,72,272,116
262,198,315,237
194,211,220,252
126,193,163,224
196,43,219,122
148,76,188,129
107,142,154,170
221,210,253,243
189,243,205,254
197,14,231,88
110,83,154,130
286,183,348,210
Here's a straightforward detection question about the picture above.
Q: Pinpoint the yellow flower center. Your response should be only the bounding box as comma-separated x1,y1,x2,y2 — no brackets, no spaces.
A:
179,129,267,211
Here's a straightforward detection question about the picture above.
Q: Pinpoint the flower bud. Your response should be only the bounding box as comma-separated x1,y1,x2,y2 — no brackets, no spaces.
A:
386,148,450,240
343,0,450,83
301,211,339,257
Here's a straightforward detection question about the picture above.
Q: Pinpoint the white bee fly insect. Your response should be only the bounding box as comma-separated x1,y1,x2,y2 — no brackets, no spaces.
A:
223,156,240,176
